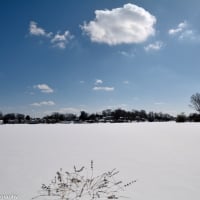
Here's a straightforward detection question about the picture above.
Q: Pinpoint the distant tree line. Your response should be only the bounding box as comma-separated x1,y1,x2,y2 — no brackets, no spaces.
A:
1,93,200,124
0,109,175,124
0,112,31,124
1,109,200,124
176,112,200,122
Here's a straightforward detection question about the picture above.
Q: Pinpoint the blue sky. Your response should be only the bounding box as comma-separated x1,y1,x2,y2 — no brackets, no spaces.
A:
1,0,200,117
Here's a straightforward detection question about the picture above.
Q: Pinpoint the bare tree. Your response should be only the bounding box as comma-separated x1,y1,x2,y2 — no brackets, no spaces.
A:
190,93,200,113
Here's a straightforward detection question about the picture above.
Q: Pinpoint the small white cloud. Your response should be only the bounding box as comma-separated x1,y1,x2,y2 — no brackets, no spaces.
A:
119,51,129,56
51,31,74,49
179,29,200,41
34,84,54,93
93,86,114,91
81,3,156,45
31,101,55,107
119,50,135,57
168,21,200,42
29,21,73,49
80,81,85,84
95,79,103,85
144,41,163,52
168,21,187,35
29,21,51,37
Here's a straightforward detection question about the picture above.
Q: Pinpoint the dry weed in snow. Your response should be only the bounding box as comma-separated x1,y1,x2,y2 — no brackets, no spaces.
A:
32,161,135,200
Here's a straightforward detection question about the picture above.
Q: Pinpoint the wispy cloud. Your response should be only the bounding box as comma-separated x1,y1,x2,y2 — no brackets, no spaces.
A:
34,84,54,93
29,21,73,49
119,50,135,57
168,21,200,42
179,30,200,41
144,41,163,52
123,80,129,84
51,31,74,49
31,101,55,107
154,102,165,105
81,3,156,45
93,86,114,91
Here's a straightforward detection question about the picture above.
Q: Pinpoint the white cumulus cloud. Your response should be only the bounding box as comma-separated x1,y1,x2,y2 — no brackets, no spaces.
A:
93,86,114,91
81,3,156,45
34,84,54,93
144,41,163,51
31,101,55,107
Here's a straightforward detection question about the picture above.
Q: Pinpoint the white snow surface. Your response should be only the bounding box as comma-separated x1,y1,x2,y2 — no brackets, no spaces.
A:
0,122,200,200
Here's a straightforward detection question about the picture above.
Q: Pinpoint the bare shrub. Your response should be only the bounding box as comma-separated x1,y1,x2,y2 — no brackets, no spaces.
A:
32,161,135,200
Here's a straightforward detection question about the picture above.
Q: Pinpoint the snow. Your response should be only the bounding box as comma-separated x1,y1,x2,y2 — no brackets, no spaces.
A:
0,122,200,200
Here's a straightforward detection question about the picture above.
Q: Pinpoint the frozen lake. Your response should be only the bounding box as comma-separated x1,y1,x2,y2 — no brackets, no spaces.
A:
0,122,200,200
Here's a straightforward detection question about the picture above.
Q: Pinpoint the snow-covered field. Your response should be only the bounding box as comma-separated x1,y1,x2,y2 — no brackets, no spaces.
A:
1,122,200,200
